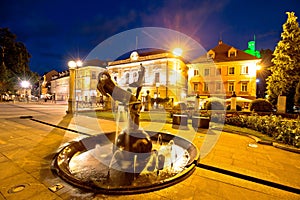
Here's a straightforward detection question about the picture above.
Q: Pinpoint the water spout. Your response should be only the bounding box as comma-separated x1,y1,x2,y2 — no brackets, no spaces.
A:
133,154,137,180
157,134,163,146
107,149,120,179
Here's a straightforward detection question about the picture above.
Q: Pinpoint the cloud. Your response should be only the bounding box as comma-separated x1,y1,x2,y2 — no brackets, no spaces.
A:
139,0,230,48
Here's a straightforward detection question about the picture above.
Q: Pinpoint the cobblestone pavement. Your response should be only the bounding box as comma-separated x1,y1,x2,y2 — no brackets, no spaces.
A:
0,102,299,200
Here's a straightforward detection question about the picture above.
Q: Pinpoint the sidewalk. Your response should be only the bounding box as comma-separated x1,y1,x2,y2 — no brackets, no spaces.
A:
0,104,299,199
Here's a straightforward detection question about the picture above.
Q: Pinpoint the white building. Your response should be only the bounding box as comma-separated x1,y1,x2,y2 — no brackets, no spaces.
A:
107,50,188,104
50,60,106,107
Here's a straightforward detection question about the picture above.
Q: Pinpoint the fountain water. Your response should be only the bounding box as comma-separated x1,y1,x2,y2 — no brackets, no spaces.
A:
52,67,199,194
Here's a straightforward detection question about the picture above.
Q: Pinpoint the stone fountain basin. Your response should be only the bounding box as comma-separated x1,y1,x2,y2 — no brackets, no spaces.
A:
52,131,199,194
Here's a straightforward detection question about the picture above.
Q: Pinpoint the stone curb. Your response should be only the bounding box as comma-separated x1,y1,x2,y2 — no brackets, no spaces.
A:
212,127,300,154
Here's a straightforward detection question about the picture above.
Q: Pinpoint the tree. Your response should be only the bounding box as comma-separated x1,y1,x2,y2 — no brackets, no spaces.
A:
0,28,38,94
295,81,300,107
266,12,300,112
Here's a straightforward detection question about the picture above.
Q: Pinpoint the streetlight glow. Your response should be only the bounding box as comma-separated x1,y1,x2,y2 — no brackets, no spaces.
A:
21,80,30,88
68,60,77,69
172,48,183,56
256,64,261,71
76,60,83,67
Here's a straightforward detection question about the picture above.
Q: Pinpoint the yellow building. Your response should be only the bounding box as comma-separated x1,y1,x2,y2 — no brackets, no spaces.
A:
107,51,188,103
50,41,261,110
188,41,261,100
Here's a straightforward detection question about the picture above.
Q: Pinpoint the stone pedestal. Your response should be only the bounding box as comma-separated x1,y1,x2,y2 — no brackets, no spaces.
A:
277,95,286,113
192,116,210,129
172,114,188,129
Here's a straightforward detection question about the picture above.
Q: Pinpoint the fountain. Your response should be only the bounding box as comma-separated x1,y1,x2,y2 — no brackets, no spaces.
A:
52,66,200,194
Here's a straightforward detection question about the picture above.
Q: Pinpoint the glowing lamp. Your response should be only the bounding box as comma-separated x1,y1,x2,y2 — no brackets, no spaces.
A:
68,61,77,69
173,48,183,56
21,80,30,88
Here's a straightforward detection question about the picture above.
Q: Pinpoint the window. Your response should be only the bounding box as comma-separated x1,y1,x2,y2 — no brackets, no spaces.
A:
216,82,221,91
228,48,237,57
194,83,198,92
216,68,221,75
228,82,234,92
241,82,248,92
228,66,235,75
194,69,199,76
133,72,138,82
207,50,215,59
125,73,130,84
241,66,249,74
204,68,210,76
155,72,160,83
204,82,209,92
92,71,96,79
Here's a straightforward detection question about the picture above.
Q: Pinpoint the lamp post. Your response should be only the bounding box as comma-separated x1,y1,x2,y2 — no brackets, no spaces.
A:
67,60,82,114
155,82,160,109
21,80,30,103
172,47,183,102
230,91,237,111
256,64,262,98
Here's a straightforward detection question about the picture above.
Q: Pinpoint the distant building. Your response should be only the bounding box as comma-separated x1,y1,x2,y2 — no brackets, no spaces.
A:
50,70,69,101
188,40,261,100
40,70,58,96
50,60,106,105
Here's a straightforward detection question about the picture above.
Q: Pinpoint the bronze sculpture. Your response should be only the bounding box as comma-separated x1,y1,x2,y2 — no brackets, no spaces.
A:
97,64,152,174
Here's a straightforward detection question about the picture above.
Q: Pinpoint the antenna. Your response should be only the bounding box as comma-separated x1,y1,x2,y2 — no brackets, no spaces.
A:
135,36,138,50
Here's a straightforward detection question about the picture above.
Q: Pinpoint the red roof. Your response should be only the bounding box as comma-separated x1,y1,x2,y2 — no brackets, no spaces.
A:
211,41,259,62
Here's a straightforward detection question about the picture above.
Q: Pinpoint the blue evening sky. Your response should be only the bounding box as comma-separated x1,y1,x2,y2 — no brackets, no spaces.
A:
1,0,300,75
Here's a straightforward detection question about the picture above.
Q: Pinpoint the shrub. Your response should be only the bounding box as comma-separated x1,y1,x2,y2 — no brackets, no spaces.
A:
205,100,225,110
226,104,242,111
210,113,225,123
250,99,273,112
225,114,300,148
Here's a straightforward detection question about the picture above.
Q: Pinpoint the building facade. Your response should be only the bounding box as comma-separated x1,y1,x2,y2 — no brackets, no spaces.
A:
49,40,261,109
50,70,69,101
51,64,105,106
188,40,261,100
107,51,188,103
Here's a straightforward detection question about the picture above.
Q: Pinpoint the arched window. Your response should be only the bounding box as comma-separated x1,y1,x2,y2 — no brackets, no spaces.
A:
125,73,130,84
133,72,138,82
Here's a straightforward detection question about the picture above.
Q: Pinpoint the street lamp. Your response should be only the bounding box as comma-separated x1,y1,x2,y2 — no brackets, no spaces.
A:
67,60,82,114
171,47,184,102
172,47,183,57
21,80,30,102
155,82,160,109
256,64,262,98
21,80,30,88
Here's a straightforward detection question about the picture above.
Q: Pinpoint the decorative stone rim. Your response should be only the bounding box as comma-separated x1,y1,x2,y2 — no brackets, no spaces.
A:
51,131,199,194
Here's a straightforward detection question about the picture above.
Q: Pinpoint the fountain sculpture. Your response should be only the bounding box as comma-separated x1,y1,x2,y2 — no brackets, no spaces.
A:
52,64,199,194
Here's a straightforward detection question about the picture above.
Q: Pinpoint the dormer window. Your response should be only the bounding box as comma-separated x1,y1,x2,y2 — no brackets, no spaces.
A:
207,50,215,59
228,47,237,57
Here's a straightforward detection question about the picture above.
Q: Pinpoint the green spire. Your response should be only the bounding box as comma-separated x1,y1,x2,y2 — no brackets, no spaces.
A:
244,35,261,58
